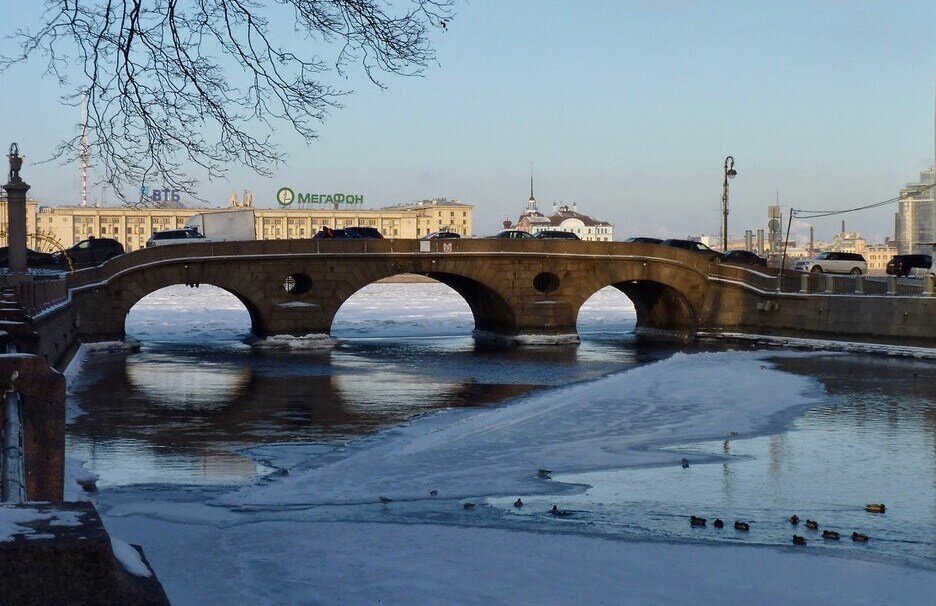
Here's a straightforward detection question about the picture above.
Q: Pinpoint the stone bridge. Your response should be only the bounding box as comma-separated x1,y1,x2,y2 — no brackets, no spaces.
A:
65,239,936,346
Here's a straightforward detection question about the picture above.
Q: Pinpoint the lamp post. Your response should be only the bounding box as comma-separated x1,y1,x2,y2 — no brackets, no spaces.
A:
721,156,737,252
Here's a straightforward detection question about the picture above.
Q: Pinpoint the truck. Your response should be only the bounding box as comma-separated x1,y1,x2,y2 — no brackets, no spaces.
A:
147,209,256,247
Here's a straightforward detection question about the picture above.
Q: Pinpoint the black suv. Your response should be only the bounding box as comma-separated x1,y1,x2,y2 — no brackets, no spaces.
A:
624,237,663,245
661,239,722,261
55,237,125,269
886,254,933,277
312,226,383,239
534,230,580,240
722,249,768,267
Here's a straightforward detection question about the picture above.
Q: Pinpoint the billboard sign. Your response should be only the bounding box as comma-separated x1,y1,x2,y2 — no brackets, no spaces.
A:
277,187,364,208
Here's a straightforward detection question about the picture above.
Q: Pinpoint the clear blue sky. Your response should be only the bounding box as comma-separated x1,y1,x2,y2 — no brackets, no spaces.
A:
1,0,934,243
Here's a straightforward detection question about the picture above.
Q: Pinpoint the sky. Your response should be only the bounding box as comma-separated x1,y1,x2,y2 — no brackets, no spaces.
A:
0,0,934,243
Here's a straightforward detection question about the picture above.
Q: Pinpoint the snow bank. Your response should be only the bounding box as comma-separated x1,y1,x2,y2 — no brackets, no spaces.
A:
252,333,337,350
64,457,99,500
110,537,153,577
223,351,824,508
703,331,936,359
472,329,581,345
0,506,83,542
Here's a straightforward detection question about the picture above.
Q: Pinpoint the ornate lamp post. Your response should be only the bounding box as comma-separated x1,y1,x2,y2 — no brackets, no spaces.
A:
721,156,737,252
3,144,31,283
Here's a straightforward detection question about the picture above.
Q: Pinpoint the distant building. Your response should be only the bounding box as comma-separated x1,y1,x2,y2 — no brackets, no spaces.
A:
895,166,936,255
29,197,473,252
826,231,867,255
865,242,898,274
514,177,613,241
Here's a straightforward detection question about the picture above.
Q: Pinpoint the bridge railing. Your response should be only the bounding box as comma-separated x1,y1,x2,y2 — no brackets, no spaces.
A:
15,277,68,314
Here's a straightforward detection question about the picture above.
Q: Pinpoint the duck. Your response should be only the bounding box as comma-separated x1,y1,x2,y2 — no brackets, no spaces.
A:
822,530,840,540
792,535,807,546
429,490,438,497
681,458,690,469
790,515,800,525
713,518,724,528
550,505,573,517
851,532,869,542
378,496,392,504
805,519,819,530
690,516,707,527
865,503,886,514
734,521,750,532
514,498,524,508
463,502,475,510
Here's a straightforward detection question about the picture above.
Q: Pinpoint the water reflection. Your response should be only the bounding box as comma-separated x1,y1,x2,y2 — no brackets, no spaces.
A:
69,334,684,486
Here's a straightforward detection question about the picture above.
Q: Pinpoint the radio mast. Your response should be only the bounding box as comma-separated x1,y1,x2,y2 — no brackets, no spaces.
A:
80,93,89,207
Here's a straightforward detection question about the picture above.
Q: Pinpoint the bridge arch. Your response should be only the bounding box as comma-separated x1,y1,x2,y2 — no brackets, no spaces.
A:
327,271,517,337
569,259,707,335
123,282,266,340
121,280,267,336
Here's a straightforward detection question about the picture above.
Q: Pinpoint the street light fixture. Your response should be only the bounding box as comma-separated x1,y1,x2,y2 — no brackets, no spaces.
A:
722,156,737,252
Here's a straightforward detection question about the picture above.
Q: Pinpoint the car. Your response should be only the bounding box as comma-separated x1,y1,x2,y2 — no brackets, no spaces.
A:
794,252,866,275
661,239,722,261
421,231,461,241
146,227,207,248
722,249,768,267
53,237,125,269
312,226,384,239
491,230,534,239
624,237,663,245
886,254,933,278
533,230,580,240
0,247,58,267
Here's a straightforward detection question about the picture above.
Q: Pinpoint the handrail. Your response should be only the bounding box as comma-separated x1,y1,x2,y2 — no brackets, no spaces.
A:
1,376,26,503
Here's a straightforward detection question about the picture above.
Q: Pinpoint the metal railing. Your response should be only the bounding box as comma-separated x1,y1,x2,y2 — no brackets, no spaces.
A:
1,377,26,503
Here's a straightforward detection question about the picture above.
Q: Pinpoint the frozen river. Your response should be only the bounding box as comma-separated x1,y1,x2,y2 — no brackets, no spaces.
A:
65,282,936,604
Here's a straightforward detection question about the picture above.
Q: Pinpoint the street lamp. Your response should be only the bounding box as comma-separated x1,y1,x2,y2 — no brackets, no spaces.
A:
722,156,737,252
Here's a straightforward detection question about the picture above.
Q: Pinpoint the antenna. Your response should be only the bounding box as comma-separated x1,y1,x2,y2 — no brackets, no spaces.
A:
80,93,89,207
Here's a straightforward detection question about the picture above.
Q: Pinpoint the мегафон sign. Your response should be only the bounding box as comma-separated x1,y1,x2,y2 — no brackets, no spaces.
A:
277,187,364,208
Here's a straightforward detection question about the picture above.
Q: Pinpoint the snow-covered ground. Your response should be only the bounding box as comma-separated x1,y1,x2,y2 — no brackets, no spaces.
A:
80,283,936,604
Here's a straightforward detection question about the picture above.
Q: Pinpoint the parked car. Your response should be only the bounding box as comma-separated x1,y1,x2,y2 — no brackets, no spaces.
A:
794,252,866,275
491,230,534,239
312,226,383,239
53,237,124,269
421,231,461,241
533,230,580,240
722,249,768,267
624,237,663,245
886,254,934,277
146,227,207,248
0,247,58,267
661,239,722,261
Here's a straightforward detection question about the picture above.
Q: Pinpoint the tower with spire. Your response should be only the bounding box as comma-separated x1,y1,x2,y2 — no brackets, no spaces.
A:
526,173,537,213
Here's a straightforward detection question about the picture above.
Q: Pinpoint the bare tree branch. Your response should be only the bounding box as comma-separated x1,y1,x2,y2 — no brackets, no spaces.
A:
1,0,455,206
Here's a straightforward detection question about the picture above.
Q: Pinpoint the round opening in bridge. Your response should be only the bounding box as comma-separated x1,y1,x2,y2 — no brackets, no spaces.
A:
533,272,560,294
283,273,312,296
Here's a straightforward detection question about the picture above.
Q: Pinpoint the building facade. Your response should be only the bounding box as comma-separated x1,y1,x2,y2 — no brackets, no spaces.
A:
513,179,613,241
865,242,898,274
29,198,472,252
895,167,936,255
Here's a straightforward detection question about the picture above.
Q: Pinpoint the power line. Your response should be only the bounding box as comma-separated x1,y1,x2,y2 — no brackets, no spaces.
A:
792,181,935,219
